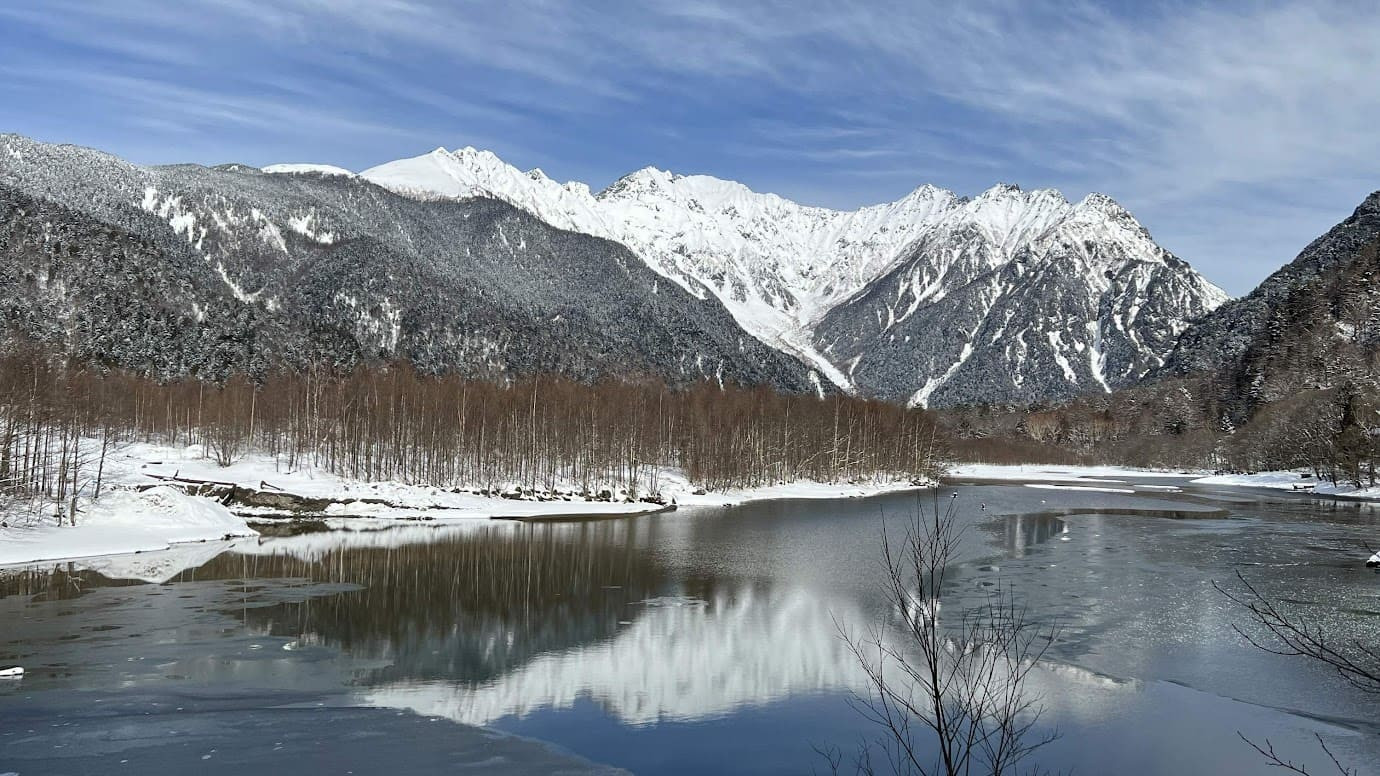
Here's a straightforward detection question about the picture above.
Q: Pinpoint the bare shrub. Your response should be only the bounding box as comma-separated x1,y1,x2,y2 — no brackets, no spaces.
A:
1218,570,1378,775
830,495,1059,775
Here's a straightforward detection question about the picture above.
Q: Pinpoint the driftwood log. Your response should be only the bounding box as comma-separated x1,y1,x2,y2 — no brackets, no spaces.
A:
140,473,334,512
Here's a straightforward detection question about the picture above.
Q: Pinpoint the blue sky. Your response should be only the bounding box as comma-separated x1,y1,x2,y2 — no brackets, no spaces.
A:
2,0,1378,296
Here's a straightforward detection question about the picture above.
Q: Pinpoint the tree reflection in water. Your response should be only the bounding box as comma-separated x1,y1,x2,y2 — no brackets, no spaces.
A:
179,522,680,685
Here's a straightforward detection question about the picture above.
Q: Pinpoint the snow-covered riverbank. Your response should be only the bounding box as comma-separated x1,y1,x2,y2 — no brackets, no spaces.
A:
92,443,670,520
656,470,924,508
1189,470,1380,500
0,486,257,565
0,441,926,566
944,463,1192,484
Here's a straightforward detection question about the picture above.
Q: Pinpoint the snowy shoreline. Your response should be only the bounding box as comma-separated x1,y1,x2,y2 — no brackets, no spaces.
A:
1188,470,1380,501
946,462,1380,512
0,486,258,566
7,455,1375,570
943,463,1195,484
0,442,927,567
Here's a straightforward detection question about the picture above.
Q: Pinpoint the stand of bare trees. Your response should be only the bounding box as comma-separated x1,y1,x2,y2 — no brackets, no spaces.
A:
0,353,121,524
826,495,1058,776
933,377,1228,471
0,352,942,514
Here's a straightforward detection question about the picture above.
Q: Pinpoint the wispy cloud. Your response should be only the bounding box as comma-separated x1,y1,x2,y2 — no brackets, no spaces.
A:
1,1,1376,293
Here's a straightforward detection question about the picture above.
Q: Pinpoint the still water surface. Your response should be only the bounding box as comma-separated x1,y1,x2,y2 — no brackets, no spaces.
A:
2,478,1378,774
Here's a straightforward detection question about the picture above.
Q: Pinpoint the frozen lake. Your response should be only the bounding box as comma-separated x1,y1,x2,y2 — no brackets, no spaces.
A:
2,478,1378,774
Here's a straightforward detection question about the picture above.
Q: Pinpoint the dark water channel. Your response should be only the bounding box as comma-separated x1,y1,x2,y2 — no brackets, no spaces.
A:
2,478,1378,774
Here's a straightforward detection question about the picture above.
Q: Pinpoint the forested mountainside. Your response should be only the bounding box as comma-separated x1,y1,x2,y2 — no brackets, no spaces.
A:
0,134,816,390
1160,191,1380,419
361,147,1227,406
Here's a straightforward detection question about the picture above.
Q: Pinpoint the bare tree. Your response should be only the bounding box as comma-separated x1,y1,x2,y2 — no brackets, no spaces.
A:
831,494,1059,776
0,353,946,517
1218,569,1379,775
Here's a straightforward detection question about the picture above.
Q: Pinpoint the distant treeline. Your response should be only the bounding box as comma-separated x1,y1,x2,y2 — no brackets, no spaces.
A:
0,352,941,513
940,375,1380,486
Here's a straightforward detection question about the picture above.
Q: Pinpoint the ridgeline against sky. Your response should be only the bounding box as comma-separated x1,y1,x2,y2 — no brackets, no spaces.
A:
2,1,1378,295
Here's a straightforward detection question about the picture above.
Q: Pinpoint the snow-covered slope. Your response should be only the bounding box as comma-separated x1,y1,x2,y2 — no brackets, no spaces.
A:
362,149,962,388
261,163,355,177
815,188,1230,406
0,134,818,392
361,148,1228,403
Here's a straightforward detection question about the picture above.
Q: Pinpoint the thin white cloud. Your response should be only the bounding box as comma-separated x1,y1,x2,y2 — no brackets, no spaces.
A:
2,0,1376,293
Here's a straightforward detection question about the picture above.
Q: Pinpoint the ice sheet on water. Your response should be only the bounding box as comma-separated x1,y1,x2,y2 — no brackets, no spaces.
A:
631,596,708,609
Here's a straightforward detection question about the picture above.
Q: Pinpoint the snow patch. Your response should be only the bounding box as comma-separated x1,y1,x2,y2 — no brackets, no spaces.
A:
909,341,973,408
1191,471,1380,500
1024,483,1136,494
262,163,354,177
0,486,257,566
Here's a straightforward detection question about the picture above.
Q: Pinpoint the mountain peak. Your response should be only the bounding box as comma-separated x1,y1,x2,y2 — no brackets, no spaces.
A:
450,146,509,168
905,182,943,198
892,182,956,206
1076,191,1128,216
1068,192,1155,241
969,183,1071,210
1352,190,1380,219
978,182,1023,198
597,166,675,200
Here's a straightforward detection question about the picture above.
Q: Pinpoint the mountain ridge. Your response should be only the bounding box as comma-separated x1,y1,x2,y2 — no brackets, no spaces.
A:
0,132,1229,407
357,146,1228,405
0,133,818,391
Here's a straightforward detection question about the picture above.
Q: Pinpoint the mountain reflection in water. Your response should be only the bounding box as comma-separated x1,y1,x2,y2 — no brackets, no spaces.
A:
0,502,1084,726
216,522,867,725
5,484,1376,776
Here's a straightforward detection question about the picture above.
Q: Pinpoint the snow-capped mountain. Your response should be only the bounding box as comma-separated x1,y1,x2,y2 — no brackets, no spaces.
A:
0,134,817,391
360,148,1228,405
362,148,960,387
815,188,1230,406
0,132,1228,406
